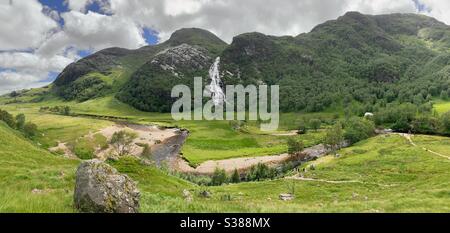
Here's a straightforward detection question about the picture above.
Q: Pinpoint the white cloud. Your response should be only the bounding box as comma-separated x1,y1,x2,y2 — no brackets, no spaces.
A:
38,10,146,56
0,52,75,94
1,0,448,94
105,0,418,43
420,0,450,25
0,0,58,51
0,71,50,95
0,52,74,73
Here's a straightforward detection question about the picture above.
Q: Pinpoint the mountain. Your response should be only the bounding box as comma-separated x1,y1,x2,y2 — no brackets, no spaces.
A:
48,12,450,113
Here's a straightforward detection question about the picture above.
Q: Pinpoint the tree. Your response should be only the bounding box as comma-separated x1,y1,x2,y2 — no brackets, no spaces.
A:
344,117,375,144
0,109,15,128
287,138,304,156
309,119,321,131
392,116,411,133
211,168,227,186
441,111,450,134
297,121,308,134
231,169,240,183
324,123,344,155
441,90,449,100
110,130,138,156
15,114,26,130
23,122,38,138
9,91,19,101
63,106,71,116
245,163,276,181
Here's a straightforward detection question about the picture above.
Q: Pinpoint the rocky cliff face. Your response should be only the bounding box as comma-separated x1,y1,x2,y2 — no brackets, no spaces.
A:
150,44,212,77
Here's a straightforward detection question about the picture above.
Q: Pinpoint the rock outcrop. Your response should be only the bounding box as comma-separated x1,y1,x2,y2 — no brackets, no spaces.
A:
74,160,140,213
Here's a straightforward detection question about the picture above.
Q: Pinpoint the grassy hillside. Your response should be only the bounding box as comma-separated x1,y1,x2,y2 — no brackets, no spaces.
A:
435,100,450,114
0,122,79,213
0,97,331,165
1,117,450,213
109,134,450,212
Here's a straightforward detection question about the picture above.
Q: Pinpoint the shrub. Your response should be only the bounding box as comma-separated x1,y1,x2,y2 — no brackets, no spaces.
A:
230,169,240,183
211,168,227,186
245,163,276,181
73,141,95,160
15,113,26,130
392,116,411,132
411,116,439,134
297,121,308,134
309,119,322,131
0,109,16,128
441,111,450,134
344,117,375,144
23,122,38,138
287,138,304,155
110,130,138,156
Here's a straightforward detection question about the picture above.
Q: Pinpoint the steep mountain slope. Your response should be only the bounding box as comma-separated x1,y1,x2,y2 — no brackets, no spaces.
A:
46,12,450,113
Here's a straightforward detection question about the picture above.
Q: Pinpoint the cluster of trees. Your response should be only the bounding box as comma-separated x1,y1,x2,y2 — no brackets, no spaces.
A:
374,103,450,135
59,76,111,102
0,109,38,138
39,106,71,116
210,163,280,186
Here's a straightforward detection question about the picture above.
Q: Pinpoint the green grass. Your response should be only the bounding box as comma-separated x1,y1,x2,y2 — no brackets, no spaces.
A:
1,97,328,164
0,122,79,213
2,118,450,213
109,134,450,213
0,104,113,148
413,135,450,157
434,100,450,115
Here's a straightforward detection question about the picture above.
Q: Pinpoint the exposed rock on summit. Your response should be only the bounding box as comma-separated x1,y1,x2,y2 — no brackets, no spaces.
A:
151,44,212,75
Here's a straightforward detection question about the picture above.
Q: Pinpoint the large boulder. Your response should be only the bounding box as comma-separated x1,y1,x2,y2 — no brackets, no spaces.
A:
74,160,140,213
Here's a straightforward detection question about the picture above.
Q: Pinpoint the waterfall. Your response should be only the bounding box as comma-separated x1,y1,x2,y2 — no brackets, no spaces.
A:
206,57,226,106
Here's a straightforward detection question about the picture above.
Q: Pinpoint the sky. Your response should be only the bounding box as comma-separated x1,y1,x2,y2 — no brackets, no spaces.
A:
0,0,449,94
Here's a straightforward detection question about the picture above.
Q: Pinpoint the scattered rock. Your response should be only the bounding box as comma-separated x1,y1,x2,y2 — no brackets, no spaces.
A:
183,189,193,202
279,194,295,201
31,189,44,194
74,160,140,213
199,190,212,198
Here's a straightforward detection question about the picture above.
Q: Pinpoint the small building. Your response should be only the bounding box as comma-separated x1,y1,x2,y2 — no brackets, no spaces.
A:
364,112,374,118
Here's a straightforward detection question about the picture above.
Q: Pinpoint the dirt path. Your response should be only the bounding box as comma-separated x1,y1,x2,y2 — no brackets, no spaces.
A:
271,130,299,136
399,133,450,160
286,175,396,187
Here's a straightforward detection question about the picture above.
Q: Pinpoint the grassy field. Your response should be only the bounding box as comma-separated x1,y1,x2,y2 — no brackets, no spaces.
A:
0,96,330,164
1,118,450,213
123,134,450,212
434,100,450,115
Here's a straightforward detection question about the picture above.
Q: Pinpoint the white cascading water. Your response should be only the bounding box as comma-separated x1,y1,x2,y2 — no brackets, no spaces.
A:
206,57,226,106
